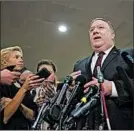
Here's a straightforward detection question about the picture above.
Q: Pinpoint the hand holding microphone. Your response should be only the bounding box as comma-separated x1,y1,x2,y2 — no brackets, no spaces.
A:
84,77,112,96
69,70,81,88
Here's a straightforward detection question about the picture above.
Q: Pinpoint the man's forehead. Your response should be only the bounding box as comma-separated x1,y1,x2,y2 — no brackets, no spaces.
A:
90,20,109,28
89,18,115,33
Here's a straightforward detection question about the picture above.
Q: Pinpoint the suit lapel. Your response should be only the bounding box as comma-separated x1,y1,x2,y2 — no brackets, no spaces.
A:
85,53,95,81
101,46,120,72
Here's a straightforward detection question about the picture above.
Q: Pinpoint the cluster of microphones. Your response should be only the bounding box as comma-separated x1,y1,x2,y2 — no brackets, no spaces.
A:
32,51,134,130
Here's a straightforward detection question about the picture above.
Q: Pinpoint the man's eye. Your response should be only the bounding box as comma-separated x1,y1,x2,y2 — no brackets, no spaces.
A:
90,28,94,32
99,26,104,29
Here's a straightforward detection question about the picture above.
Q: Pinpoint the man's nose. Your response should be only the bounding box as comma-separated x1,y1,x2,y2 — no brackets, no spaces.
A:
93,28,99,35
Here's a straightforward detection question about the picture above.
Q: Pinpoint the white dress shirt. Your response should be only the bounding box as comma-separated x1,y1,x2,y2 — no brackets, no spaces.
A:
91,46,118,97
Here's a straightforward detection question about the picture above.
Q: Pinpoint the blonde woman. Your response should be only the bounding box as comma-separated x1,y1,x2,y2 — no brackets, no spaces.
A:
1,46,24,70
0,46,23,85
0,46,44,130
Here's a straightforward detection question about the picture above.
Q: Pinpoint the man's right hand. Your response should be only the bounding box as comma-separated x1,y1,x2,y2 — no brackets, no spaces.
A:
69,70,81,88
0,69,21,85
70,70,81,80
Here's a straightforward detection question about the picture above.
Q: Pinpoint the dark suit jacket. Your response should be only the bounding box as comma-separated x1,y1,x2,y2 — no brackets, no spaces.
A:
73,46,133,130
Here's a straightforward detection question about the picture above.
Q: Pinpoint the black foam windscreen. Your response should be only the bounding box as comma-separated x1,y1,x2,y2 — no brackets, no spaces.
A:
121,51,134,69
121,51,130,58
75,75,87,86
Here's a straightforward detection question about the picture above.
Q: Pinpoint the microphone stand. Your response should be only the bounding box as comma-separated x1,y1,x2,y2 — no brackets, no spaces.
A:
59,82,81,130
31,99,50,130
97,66,111,130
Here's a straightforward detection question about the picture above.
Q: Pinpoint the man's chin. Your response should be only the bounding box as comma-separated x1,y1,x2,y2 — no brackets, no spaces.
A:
92,44,104,52
93,42,103,48
93,44,102,50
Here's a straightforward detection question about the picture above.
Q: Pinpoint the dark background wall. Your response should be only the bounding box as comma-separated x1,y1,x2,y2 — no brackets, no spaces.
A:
1,0,133,80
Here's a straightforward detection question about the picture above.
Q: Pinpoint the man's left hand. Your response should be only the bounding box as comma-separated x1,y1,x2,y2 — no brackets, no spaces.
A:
84,77,112,96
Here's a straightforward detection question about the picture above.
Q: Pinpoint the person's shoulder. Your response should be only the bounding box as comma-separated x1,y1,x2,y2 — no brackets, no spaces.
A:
74,56,91,69
75,56,90,65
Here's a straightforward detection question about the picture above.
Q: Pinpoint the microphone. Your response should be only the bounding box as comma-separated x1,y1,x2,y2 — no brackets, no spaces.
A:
97,66,104,83
77,85,98,106
54,76,73,105
61,75,87,116
47,76,73,122
121,51,134,69
32,99,50,129
67,75,87,104
59,75,87,129
66,93,99,123
63,85,98,125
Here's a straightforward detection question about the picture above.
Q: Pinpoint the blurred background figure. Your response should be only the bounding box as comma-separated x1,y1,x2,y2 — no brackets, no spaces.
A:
31,59,58,130
33,59,58,105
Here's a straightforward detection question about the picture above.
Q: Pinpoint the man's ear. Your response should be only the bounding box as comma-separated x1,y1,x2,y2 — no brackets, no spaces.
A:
111,32,115,40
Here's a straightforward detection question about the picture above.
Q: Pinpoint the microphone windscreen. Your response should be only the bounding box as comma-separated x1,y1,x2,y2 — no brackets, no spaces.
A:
121,51,128,58
121,51,134,69
75,75,87,86
64,76,73,85
121,51,134,64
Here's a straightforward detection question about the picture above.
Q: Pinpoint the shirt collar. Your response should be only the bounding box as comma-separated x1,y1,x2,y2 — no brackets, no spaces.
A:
104,45,114,56
94,45,114,56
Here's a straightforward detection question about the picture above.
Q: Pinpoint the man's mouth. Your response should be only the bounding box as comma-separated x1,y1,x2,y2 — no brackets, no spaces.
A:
93,36,101,40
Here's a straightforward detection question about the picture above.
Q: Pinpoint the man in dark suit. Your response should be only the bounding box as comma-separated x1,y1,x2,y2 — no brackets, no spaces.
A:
73,18,133,130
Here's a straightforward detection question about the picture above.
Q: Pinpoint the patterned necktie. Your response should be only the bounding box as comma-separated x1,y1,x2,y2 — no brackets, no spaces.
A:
93,52,105,77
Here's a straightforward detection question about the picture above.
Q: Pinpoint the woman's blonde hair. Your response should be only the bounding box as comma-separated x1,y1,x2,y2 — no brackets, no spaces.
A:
0,46,23,69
